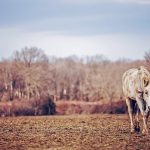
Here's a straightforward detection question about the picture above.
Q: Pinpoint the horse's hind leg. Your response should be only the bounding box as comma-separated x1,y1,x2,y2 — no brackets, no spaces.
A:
134,104,140,132
126,98,135,133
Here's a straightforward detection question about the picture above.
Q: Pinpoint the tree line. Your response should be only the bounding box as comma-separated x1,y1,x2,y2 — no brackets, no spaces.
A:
0,47,148,104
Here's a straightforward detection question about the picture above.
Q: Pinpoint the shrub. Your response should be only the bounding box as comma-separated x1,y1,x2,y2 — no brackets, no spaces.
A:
0,96,56,116
56,100,127,115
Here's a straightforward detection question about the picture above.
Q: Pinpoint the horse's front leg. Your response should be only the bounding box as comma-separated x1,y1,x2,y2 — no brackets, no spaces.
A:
137,99,149,134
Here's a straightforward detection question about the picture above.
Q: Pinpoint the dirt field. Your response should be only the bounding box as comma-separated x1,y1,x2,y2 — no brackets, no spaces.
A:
0,114,150,150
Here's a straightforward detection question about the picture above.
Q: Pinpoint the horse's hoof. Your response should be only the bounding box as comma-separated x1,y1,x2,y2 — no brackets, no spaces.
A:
135,126,140,133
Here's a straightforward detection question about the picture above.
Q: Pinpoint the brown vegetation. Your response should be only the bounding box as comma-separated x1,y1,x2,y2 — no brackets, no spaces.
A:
0,96,56,117
56,100,126,115
0,47,149,116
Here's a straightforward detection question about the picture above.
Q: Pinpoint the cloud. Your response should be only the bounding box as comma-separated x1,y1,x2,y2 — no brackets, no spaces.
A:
136,0,150,4
62,0,150,5
62,0,101,4
116,0,150,4
0,27,149,60
0,0,149,37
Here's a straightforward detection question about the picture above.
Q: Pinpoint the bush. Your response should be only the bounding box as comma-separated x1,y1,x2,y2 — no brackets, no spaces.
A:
32,95,56,115
0,96,56,117
56,100,127,115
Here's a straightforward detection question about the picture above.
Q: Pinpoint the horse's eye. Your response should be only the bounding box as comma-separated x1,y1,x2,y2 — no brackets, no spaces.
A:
145,91,148,95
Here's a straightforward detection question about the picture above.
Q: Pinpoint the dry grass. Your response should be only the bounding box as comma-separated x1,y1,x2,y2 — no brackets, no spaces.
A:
0,114,150,150
56,100,126,115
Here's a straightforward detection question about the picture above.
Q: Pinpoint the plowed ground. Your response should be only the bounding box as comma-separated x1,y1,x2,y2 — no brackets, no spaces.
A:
0,114,150,150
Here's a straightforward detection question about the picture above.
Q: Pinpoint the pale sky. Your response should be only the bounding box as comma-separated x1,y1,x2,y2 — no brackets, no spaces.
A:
0,0,150,60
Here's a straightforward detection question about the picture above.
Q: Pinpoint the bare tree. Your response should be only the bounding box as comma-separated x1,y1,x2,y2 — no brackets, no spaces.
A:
13,47,50,99
0,47,145,105
144,50,150,68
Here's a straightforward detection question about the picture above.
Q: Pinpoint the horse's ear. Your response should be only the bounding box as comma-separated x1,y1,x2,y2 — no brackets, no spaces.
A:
139,66,150,87
142,77,149,87
136,89,143,94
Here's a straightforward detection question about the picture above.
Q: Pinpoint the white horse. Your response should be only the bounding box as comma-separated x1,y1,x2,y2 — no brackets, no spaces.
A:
122,66,150,134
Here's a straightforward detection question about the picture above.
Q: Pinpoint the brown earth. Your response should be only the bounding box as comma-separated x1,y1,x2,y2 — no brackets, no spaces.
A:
0,114,150,150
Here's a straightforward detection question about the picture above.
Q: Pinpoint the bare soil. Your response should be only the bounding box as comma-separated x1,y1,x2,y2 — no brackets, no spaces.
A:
0,114,150,150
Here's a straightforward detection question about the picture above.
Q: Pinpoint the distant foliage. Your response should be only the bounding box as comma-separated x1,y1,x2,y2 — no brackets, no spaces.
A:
145,50,150,68
56,101,127,115
0,95,56,116
0,47,147,116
